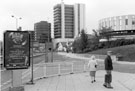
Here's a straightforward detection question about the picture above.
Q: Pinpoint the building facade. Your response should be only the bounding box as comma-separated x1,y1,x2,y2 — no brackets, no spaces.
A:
99,15,135,31
53,2,85,48
34,21,51,43
0,41,2,55
99,15,135,41
28,31,36,42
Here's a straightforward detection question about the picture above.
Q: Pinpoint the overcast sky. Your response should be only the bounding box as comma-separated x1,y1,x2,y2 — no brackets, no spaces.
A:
0,0,135,41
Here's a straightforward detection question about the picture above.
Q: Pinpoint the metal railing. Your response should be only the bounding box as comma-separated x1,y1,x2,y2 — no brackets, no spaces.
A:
1,55,117,91
1,61,89,91
22,61,89,83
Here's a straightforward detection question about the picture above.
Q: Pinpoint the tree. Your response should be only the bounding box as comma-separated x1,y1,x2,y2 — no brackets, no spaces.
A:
99,26,114,42
72,29,88,53
72,38,82,53
80,29,88,52
92,29,100,44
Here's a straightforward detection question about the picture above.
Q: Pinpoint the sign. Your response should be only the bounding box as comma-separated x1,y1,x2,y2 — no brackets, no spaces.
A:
4,31,30,70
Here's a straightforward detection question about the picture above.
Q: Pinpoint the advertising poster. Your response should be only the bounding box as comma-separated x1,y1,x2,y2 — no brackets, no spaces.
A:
4,31,30,70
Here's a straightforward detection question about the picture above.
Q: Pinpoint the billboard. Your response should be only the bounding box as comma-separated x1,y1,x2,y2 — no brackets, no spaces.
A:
4,31,30,70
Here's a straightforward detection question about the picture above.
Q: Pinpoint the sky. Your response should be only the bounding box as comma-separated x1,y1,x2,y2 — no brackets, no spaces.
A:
0,0,135,41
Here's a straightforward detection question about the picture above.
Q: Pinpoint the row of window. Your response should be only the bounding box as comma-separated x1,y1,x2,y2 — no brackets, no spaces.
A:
99,25,135,30
54,31,74,38
100,18,135,28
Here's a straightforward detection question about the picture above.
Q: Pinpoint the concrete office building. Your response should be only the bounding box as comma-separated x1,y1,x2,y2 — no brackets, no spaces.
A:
99,15,135,31
27,30,36,42
53,1,85,48
34,21,51,43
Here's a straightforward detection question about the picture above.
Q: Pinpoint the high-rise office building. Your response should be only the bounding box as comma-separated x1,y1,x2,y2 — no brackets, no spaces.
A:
34,21,51,43
53,2,85,48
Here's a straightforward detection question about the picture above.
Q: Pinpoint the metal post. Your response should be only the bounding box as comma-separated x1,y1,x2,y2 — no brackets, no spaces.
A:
43,65,46,77
30,39,34,84
51,47,53,62
31,34,34,84
83,62,86,72
58,64,61,76
28,32,34,85
71,63,74,74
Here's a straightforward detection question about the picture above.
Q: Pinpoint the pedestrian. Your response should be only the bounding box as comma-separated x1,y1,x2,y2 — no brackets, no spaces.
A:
103,51,113,89
88,55,98,83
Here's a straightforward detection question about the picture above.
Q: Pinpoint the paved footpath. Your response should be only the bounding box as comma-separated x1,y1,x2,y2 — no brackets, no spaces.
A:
25,70,135,91
24,52,135,91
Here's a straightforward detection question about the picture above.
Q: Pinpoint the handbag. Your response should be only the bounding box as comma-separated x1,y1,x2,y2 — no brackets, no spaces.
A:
95,65,97,68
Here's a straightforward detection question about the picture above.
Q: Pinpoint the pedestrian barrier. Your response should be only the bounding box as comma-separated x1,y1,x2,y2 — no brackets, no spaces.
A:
1,61,89,91
21,55,116,84
1,54,116,91
22,61,89,83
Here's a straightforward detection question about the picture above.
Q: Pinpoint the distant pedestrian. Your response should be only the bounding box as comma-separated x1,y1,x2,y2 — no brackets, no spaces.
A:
88,55,98,83
103,51,113,89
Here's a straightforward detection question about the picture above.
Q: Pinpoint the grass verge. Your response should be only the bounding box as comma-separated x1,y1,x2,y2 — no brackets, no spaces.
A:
88,44,135,62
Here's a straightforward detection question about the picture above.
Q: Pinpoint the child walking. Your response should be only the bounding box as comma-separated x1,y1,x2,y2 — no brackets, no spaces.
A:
88,55,98,83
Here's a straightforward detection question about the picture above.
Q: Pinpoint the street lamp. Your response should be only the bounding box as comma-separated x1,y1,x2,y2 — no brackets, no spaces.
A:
11,15,22,30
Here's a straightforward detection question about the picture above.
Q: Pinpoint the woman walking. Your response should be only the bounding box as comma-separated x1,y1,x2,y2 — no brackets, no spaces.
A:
88,55,98,83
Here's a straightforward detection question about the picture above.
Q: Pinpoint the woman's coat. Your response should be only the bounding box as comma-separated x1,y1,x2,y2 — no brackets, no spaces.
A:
88,59,98,71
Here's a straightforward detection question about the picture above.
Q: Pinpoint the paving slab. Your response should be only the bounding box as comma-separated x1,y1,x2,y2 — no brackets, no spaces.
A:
25,70,135,91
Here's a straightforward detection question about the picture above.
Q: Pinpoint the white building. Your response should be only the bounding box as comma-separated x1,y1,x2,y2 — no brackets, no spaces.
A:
99,15,135,31
53,1,85,48
99,15,135,41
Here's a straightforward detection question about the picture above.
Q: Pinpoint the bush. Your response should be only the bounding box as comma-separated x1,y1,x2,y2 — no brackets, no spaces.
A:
97,39,135,50
116,53,123,61
83,48,92,53
73,37,135,53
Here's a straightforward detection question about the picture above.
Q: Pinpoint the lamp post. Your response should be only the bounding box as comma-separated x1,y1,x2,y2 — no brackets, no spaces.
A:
11,15,22,30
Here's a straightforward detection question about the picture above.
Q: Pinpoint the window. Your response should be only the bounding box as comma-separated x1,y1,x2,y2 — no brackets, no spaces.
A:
132,20,135,25
125,19,128,25
119,19,122,25
132,17,135,25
